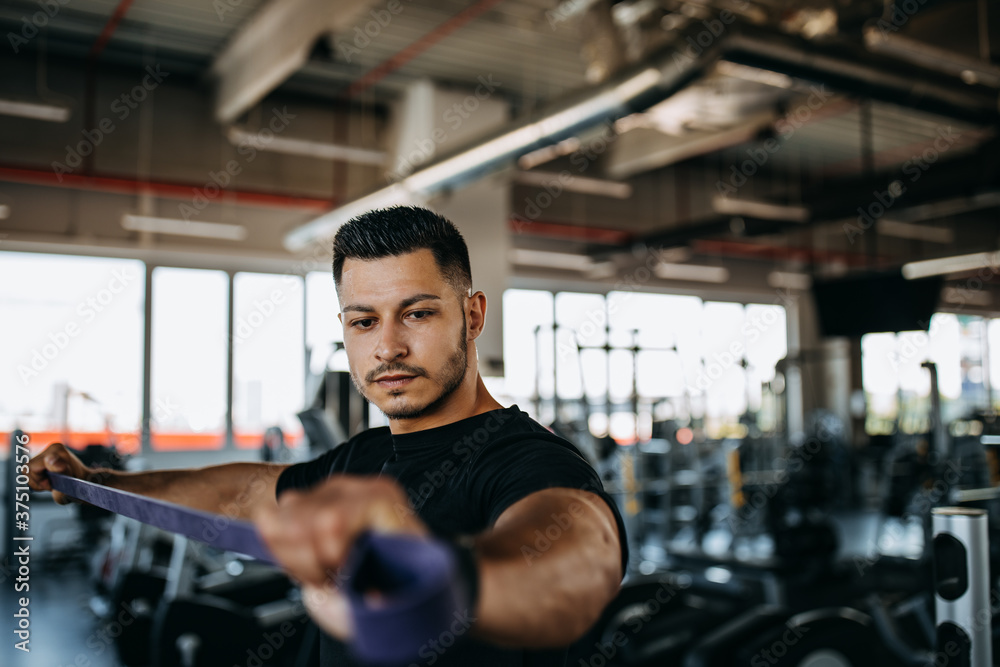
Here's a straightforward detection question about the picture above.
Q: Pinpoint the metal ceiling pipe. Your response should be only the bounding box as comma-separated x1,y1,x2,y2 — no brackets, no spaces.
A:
284,21,1000,251
863,26,1000,89
721,28,1000,124
284,23,726,251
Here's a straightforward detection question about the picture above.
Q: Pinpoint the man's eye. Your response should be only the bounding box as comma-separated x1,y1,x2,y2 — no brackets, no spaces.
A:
408,310,433,320
352,318,375,329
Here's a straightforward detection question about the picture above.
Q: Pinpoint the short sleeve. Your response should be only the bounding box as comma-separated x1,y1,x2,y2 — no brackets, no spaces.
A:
469,435,629,574
275,448,343,498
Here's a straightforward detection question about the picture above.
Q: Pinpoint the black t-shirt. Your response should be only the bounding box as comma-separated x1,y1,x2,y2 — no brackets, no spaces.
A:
275,405,629,667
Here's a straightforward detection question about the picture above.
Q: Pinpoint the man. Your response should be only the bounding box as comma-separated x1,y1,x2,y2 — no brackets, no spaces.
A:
28,206,627,666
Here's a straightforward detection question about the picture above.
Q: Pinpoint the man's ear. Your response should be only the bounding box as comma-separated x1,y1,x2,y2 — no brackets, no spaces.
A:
466,291,487,340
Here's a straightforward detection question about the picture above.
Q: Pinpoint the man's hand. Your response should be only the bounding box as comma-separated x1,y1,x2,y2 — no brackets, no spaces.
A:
27,442,94,505
252,475,429,640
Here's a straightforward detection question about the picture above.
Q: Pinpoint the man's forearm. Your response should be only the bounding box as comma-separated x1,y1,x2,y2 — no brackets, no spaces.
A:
471,489,621,647
87,462,288,520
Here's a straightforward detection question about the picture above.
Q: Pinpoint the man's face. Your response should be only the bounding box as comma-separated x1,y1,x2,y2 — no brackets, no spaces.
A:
337,249,471,421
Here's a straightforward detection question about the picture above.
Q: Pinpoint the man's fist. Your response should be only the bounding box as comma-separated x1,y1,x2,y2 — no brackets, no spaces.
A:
27,442,93,505
252,475,428,640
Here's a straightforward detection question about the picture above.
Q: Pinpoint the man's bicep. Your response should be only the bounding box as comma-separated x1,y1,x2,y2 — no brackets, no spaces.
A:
492,487,624,578
493,487,613,532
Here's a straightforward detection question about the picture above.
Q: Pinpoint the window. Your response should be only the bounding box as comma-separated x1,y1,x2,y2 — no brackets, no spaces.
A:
502,289,554,421
555,292,607,401
862,313,993,434
607,292,700,402
306,271,346,374
701,302,748,426
0,252,144,452
150,267,228,450
3,257,322,453
501,288,787,441
232,272,305,447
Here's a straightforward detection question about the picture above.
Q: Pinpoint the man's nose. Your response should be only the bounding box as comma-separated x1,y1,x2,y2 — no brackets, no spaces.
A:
375,319,407,362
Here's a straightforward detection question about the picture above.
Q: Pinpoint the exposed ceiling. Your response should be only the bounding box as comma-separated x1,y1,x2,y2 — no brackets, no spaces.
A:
0,0,998,310
0,0,589,106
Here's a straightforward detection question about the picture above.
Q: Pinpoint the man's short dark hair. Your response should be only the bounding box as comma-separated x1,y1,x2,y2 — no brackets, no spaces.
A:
332,206,473,295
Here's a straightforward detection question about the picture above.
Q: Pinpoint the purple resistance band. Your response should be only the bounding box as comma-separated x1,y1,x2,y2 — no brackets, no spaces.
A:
48,472,464,665
49,472,277,562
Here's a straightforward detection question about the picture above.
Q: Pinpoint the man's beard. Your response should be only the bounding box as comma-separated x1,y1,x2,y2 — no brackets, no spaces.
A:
350,316,469,421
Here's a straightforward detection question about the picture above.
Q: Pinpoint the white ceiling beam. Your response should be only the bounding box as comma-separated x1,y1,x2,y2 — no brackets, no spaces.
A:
606,112,775,180
211,0,380,124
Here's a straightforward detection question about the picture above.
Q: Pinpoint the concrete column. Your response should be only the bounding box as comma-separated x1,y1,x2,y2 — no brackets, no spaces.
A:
848,336,867,447
784,295,805,440
787,290,856,442
387,79,511,376
435,177,510,375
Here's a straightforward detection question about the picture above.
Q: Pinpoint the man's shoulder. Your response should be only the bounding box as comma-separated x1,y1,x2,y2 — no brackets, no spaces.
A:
472,405,558,442
483,404,543,433
476,407,589,460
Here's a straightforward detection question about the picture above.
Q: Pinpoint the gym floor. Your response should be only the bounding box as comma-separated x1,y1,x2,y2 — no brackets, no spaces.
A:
5,565,122,667
3,499,122,667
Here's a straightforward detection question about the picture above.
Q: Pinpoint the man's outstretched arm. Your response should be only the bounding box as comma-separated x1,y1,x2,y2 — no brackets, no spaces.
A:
254,478,623,648
27,442,288,520
473,487,622,647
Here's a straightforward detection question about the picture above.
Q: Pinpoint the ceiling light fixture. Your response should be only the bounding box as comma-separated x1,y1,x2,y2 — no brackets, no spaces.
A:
225,127,385,166
712,196,809,222
767,271,812,290
655,262,729,283
513,171,632,199
902,251,1000,280
517,138,581,170
509,248,599,272
121,214,248,241
877,219,954,244
0,99,71,122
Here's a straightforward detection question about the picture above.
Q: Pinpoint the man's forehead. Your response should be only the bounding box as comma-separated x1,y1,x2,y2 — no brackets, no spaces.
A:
337,250,456,306
340,251,446,287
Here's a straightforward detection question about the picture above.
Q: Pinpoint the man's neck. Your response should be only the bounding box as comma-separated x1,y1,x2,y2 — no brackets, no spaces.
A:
388,374,503,435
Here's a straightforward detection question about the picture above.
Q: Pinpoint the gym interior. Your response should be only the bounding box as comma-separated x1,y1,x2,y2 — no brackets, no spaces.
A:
1,0,999,665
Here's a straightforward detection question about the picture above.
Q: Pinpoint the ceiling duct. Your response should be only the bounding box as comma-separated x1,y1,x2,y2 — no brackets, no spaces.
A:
284,20,1000,251
863,27,1000,89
